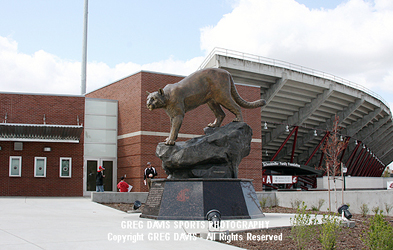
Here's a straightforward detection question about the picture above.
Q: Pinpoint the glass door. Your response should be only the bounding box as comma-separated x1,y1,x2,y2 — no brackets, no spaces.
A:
87,160,98,191
102,160,113,191
85,158,115,193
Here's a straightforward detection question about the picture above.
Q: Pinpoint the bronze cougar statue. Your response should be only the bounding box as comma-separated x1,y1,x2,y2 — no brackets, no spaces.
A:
147,68,266,145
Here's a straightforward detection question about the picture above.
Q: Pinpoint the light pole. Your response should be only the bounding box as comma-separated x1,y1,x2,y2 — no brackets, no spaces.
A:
81,0,88,95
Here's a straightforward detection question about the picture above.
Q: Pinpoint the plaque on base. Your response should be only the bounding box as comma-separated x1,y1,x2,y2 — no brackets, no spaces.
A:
140,179,264,220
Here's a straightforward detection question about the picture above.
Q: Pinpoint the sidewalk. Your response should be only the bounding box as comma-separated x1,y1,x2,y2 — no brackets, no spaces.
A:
0,197,300,250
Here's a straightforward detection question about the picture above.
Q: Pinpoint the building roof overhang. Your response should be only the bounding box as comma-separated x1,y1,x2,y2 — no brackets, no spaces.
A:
0,123,83,143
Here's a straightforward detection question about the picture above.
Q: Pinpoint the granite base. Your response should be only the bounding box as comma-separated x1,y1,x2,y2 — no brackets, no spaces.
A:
140,179,264,220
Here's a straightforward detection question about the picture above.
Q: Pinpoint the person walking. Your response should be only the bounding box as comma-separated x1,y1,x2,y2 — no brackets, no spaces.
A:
96,166,105,192
143,162,157,190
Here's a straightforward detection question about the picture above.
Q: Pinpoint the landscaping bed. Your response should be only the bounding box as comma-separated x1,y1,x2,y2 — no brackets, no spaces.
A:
226,206,393,250
103,203,393,250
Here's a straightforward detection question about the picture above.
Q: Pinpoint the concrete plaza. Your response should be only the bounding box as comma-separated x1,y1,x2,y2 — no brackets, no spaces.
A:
0,197,304,250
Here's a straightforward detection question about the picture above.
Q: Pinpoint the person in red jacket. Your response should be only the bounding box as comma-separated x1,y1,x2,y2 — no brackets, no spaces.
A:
117,176,131,192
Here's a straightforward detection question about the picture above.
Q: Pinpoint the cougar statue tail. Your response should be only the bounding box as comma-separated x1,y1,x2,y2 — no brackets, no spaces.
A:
230,76,266,109
146,68,267,145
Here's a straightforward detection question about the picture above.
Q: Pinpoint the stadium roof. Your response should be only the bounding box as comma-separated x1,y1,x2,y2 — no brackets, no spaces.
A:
201,48,393,177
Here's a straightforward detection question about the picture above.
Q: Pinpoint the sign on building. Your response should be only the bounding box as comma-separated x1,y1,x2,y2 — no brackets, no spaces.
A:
262,175,298,184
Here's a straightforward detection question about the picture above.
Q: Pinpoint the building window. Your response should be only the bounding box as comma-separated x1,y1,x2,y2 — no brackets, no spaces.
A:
9,156,22,177
60,158,72,178
34,157,47,177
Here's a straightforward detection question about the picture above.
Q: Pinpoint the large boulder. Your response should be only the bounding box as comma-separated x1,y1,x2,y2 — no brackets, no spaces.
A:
156,122,252,178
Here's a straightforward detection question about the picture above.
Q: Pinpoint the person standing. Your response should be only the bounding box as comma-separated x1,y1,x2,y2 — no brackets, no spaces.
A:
117,176,131,192
96,166,105,192
143,162,157,190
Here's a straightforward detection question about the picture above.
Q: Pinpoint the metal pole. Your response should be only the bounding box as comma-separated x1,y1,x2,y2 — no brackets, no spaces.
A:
81,0,88,95
346,142,360,174
341,162,344,205
305,131,330,165
327,165,331,211
270,126,296,161
290,126,299,163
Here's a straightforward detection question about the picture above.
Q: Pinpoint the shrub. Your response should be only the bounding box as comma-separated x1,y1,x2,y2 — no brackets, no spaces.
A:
260,197,268,208
360,204,369,217
372,206,381,215
318,199,325,210
362,211,393,250
290,202,318,250
384,203,392,215
319,213,341,250
291,199,302,209
312,199,326,211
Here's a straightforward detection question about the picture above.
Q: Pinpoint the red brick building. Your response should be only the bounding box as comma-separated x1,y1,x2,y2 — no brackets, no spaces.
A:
0,70,263,196
87,70,263,192
0,93,85,196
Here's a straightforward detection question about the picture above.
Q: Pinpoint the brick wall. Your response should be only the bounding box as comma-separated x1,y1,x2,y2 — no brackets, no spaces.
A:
88,72,185,192
0,93,85,196
87,71,263,191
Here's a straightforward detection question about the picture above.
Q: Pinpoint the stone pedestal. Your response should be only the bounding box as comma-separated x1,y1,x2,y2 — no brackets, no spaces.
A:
140,179,264,220
156,122,253,178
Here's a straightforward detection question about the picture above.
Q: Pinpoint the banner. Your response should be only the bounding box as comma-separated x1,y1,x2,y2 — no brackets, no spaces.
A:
262,175,297,184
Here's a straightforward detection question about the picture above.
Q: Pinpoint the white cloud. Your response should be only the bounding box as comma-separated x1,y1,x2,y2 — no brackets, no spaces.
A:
1,0,393,103
0,36,81,94
85,56,204,93
0,36,203,95
200,0,393,100
140,56,205,76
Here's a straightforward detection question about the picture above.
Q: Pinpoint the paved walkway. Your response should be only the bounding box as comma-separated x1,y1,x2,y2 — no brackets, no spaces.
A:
0,197,301,250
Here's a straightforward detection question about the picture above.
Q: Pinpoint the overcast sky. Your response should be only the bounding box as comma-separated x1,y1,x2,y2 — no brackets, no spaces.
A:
1,0,392,109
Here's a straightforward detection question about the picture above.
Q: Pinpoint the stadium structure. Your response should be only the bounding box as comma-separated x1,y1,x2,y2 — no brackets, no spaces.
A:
200,48,393,184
